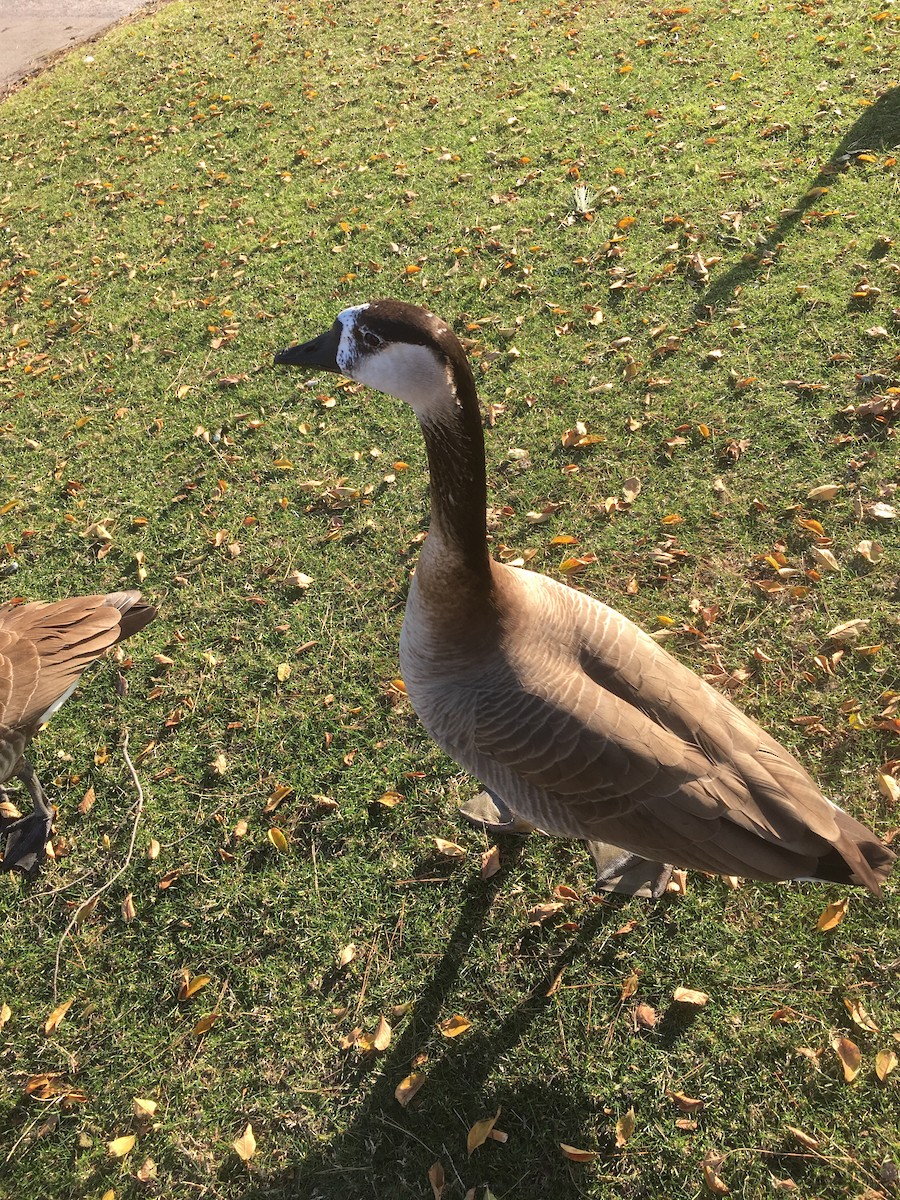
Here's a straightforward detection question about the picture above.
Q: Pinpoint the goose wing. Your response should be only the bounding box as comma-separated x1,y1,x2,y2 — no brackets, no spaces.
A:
0,592,155,776
468,570,892,890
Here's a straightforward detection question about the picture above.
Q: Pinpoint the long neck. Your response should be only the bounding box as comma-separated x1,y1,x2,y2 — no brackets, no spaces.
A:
417,366,492,591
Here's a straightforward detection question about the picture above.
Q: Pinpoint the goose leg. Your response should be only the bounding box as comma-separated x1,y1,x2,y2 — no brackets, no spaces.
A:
458,788,536,835
0,760,54,875
587,840,672,899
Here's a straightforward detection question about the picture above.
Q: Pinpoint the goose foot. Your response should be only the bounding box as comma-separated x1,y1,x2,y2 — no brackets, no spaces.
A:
587,840,672,899
0,761,53,875
458,789,536,835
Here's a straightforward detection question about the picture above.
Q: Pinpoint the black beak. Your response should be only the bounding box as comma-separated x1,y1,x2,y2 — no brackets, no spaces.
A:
274,322,342,372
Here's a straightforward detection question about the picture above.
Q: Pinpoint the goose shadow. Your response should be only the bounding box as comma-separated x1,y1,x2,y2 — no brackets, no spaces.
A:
697,85,900,318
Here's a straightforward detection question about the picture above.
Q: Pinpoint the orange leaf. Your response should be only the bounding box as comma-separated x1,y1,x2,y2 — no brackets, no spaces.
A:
192,1013,220,1036
439,1014,472,1039
831,1036,861,1082
467,1108,501,1155
481,845,501,879
42,998,73,1036
395,1072,426,1107
560,1143,599,1163
816,897,848,931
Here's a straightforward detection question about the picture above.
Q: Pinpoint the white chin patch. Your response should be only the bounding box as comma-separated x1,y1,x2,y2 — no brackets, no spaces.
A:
354,342,455,420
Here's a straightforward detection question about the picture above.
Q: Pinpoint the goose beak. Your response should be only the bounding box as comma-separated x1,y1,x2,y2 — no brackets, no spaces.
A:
274,322,341,372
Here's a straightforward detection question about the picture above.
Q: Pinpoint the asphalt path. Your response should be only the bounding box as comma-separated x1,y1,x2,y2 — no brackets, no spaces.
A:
0,0,153,93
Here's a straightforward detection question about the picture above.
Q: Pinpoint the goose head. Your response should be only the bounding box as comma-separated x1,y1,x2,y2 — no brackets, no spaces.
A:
275,300,475,424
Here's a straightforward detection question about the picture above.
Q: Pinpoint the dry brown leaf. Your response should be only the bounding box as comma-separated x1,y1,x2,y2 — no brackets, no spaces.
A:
673,987,708,1007
526,901,564,925
832,1036,862,1082
428,1160,445,1200
233,1123,256,1162
785,1125,820,1149
876,773,900,804
875,1048,897,1082
395,1072,426,1107
372,1015,392,1052
620,970,640,1001
702,1149,730,1195
668,1090,705,1112
78,786,96,815
147,838,161,860
107,1133,137,1158
816,897,849,931
622,476,641,503
560,1143,599,1163
855,540,884,563
439,1014,472,1038
192,1013,219,1037
843,997,879,1033
615,1106,636,1148
824,619,869,643
481,844,501,878
433,837,466,859
121,893,136,923
634,1003,657,1029
375,790,404,808
42,998,73,1036
467,1108,501,1156
810,546,840,572
136,1158,157,1182
806,484,842,501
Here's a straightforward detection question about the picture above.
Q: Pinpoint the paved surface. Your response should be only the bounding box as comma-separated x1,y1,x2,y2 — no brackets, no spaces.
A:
0,0,152,93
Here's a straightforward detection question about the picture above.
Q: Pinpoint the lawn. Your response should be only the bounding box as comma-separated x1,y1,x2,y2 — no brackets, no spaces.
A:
0,1,898,1197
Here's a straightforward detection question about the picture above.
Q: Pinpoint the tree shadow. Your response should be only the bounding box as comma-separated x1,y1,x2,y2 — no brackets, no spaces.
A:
698,86,900,318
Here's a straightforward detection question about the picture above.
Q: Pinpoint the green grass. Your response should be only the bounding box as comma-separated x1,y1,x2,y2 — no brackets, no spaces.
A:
1,1,898,1197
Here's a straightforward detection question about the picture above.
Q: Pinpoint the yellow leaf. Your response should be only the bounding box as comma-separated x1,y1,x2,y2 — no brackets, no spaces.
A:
276,662,292,681
831,1035,861,1082
0,1003,10,1031
133,1098,158,1120
816,897,848,931
372,1015,392,1052
615,1106,635,1148
337,943,357,969
178,974,212,1002
42,998,74,1035
807,484,841,501
375,790,404,808
267,828,289,852
192,1013,220,1036
394,1072,426,1107
620,970,640,1001
467,1108,501,1155
560,1143,599,1163
875,1049,897,1082
673,987,708,1007
107,1134,136,1158
233,1123,256,1162
438,1014,472,1038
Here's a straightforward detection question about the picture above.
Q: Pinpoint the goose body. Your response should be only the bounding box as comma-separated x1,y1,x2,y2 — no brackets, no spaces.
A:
276,300,895,897
0,590,156,873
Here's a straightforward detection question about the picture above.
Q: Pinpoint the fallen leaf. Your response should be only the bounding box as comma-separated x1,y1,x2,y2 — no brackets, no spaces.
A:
468,1108,501,1155
824,619,869,643
702,1149,730,1195
668,1090,704,1112
133,1098,158,1121
785,1125,820,1149
78,786,96,815
843,997,879,1033
433,837,466,859
855,540,884,563
832,1036,862,1083
233,1123,256,1162
121,893,136,923
178,974,211,1002
875,1049,897,1082
560,1143,599,1163
428,1160,445,1200
276,662,292,682
0,1003,10,1030
439,1014,472,1038
622,476,641,503
673,987,708,1007
481,844,501,878
806,484,842,501
816,897,849,931
42,998,73,1035
634,1003,657,1029
107,1134,136,1158
375,790,404,808
192,1013,220,1036
267,827,289,852
337,944,357,969
359,1015,392,1052
395,1072,426,1107
615,1106,636,1148
526,901,564,925
620,970,640,1001
810,546,840,572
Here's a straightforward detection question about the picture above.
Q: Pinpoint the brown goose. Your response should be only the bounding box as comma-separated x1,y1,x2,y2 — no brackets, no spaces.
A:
0,590,156,874
275,300,895,898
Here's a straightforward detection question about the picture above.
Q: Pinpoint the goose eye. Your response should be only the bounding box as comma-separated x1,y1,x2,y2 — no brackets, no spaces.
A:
360,328,383,350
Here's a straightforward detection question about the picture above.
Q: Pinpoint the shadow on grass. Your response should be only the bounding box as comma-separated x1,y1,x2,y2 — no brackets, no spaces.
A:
698,85,900,318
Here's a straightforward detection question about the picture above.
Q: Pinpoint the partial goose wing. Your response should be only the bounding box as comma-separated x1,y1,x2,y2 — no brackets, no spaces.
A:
0,592,156,778
468,568,893,892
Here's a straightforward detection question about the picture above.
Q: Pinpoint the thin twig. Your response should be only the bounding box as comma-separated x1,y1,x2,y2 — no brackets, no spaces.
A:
52,730,145,1002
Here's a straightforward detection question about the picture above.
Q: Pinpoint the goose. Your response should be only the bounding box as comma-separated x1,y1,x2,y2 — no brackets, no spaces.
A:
0,590,157,874
275,300,895,898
